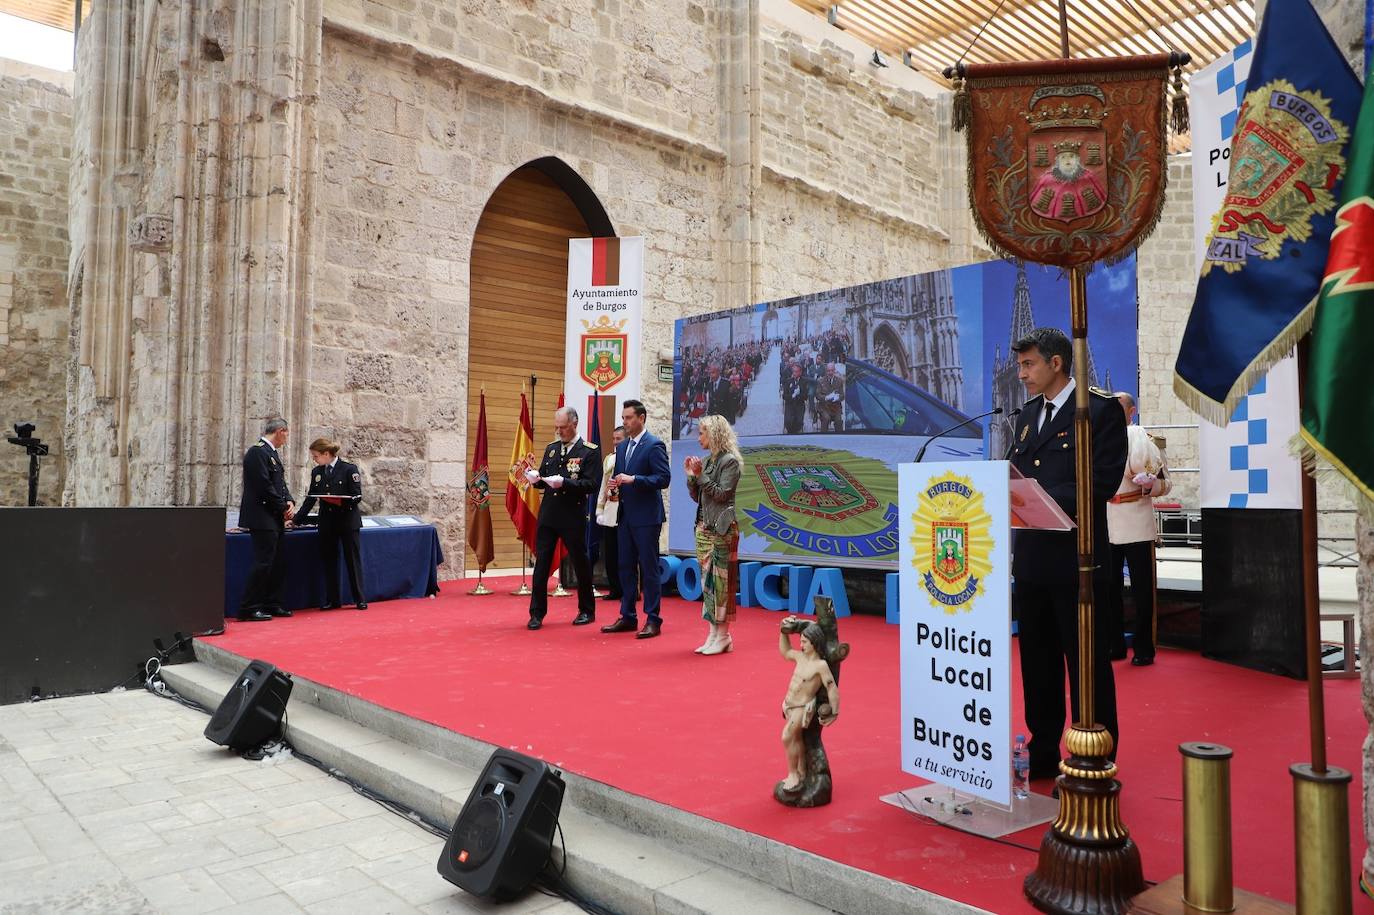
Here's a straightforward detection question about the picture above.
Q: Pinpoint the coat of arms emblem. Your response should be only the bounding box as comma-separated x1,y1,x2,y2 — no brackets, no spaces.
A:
1201,79,1350,275
952,54,1175,267
580,316,628,392
911,471,994,613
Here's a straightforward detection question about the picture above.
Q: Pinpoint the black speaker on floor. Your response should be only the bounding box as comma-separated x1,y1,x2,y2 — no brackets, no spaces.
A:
203,660,293,751
437,748,565,900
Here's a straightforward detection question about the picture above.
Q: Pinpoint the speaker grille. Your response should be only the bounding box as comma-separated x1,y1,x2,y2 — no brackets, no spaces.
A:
206,681,249,734
453,796,505,868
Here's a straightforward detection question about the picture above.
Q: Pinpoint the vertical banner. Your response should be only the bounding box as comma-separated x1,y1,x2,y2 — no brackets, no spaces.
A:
898,461,1011,806
566,237,645,424
1189,44,1302,510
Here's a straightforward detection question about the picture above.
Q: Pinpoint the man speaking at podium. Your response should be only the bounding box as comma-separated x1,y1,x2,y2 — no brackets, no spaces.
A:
1008,328,1127,781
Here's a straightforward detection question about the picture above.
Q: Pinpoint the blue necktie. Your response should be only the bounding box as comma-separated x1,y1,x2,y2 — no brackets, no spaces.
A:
625,438,636,467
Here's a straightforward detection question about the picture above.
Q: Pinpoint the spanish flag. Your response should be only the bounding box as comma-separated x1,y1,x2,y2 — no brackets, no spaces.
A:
505,393,540,552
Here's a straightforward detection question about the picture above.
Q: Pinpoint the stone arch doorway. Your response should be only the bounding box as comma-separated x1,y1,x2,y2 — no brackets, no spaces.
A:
871,323,908,379
466,159,614,572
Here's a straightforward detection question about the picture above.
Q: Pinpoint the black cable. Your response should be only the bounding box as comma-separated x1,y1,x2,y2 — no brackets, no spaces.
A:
954,0,1012,67
146,675,623,909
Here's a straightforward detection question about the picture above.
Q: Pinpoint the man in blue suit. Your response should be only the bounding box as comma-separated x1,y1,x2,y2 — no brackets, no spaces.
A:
601,399,672,639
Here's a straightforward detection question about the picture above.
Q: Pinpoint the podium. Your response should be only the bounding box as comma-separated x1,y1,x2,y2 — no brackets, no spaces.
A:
881,460,1069,837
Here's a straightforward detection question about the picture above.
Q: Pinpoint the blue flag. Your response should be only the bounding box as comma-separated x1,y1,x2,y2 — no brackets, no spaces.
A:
1174,0,1362,424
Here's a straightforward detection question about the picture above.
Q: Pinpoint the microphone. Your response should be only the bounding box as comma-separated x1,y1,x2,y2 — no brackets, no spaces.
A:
915,408,1003,462
1002,408,1022,460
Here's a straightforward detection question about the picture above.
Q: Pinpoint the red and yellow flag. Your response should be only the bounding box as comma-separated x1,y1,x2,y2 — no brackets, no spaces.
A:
505,393,540,551
466,391,494,572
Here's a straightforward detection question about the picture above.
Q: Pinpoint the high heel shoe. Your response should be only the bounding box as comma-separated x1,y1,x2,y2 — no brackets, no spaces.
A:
695,623,717,654
702,632,732,655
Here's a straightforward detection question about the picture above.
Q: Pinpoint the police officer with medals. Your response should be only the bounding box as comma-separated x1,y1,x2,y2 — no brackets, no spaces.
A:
238,418,295,621
525,406,602,629
296,437,367,610
1008,328,1127,781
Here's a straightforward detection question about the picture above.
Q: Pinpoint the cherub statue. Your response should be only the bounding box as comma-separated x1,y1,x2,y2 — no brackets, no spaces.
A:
775,596,848,807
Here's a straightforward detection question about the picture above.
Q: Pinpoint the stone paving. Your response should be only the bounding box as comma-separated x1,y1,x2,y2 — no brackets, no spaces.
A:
0,689,583,914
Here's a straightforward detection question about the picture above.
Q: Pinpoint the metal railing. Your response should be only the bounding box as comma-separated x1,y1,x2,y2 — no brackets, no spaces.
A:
1155,508,1358,568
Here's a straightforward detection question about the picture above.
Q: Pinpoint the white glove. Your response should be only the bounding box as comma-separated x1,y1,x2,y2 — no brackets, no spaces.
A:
546,475,564,489
826,392,840,402
1132,472,1156,492
524,468,540,484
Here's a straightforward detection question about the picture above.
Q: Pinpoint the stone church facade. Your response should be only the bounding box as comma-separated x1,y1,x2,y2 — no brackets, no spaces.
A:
0,0,1363,570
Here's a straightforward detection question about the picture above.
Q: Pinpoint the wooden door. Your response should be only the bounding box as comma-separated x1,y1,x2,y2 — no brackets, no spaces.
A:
467,166,591,571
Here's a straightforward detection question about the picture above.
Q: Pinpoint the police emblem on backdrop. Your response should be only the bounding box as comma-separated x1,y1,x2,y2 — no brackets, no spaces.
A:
911,471,995,613
1201,79,1351,275
737,445,900,563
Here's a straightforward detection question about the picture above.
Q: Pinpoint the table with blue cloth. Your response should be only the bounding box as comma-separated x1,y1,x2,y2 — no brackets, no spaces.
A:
224,522,444,618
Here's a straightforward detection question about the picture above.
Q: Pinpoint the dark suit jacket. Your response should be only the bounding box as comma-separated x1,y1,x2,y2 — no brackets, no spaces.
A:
706,378,738,423
614,432,670,527
239,440,294,530
298,459,364,531
533,439,602,529
1010,385,1127,587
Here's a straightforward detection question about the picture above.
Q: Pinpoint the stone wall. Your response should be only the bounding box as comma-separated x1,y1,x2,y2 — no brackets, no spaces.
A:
0,63,71,506
312,23,727,564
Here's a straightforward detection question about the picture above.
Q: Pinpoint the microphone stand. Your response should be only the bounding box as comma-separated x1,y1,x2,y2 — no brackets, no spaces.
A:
914,408,1003,462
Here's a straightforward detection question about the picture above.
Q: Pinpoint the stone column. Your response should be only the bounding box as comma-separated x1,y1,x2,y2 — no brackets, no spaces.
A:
68,0,322,507
719,0,761,310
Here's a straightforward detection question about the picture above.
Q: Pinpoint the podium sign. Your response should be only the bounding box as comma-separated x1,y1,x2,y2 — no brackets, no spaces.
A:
898,461,1012,806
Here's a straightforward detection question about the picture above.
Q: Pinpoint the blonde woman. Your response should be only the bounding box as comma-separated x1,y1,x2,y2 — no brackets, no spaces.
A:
685,415,742,655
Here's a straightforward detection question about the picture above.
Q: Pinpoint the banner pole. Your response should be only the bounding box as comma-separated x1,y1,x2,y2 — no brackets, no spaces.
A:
512,543,531,596
1025,266,1144,914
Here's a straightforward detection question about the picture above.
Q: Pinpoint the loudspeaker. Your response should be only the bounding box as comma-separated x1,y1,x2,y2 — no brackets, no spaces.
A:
437,749,565,900
203,660,293,751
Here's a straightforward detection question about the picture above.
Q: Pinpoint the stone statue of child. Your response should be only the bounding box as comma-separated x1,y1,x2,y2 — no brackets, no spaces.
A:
777,616,839,799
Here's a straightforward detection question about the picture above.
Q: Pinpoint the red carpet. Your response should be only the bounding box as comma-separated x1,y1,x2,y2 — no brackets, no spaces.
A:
205,579,1367,912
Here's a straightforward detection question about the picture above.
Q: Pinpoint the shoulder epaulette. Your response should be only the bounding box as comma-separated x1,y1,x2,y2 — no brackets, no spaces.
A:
1148,432,1167,447
1088,386,1114,399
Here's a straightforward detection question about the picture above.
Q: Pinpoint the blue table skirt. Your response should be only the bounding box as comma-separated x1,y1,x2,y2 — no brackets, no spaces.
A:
224,524,444,617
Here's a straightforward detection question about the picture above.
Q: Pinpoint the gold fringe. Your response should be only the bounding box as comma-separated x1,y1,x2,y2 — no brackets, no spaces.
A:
1171,298,1317,426
1170,66,1189,135
1293,430,1374,522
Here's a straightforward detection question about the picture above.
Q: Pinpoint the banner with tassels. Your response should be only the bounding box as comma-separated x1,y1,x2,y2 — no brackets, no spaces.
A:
1173,0,1362,424
949,53,1184,268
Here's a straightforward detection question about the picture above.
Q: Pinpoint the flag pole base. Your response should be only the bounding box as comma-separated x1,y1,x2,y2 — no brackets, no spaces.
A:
468,581,492,596
511,584,531,595
1024,725,1144,915
550,585,572,597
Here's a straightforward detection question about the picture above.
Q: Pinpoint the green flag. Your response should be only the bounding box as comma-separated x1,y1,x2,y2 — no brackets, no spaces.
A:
1300,73,1374,510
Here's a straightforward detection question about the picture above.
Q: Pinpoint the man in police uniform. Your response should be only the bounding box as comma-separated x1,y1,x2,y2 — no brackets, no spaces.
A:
1106,392,1171,666
1008,328,1127,780
525,406,602,629
238,418,295,621
297,438,367,610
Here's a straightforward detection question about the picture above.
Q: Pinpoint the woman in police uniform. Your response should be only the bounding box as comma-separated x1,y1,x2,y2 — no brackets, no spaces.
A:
297,438,367,610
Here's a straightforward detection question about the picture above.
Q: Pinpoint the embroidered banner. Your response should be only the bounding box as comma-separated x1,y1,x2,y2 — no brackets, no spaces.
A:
954,54,1175,267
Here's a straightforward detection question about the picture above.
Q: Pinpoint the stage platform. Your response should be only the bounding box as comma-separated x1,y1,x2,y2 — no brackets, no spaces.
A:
199,578,1365,912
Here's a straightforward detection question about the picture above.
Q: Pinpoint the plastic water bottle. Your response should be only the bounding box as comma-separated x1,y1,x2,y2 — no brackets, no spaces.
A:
1012,734,1030,800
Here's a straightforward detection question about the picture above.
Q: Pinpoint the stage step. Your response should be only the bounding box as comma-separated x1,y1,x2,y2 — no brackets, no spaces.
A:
164,641,979,915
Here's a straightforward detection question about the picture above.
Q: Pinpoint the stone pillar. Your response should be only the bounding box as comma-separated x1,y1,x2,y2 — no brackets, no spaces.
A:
68,0,322,507
720,0,761,310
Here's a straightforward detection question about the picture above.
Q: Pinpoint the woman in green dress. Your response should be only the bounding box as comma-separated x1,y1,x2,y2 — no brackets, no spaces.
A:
685,414,743,656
